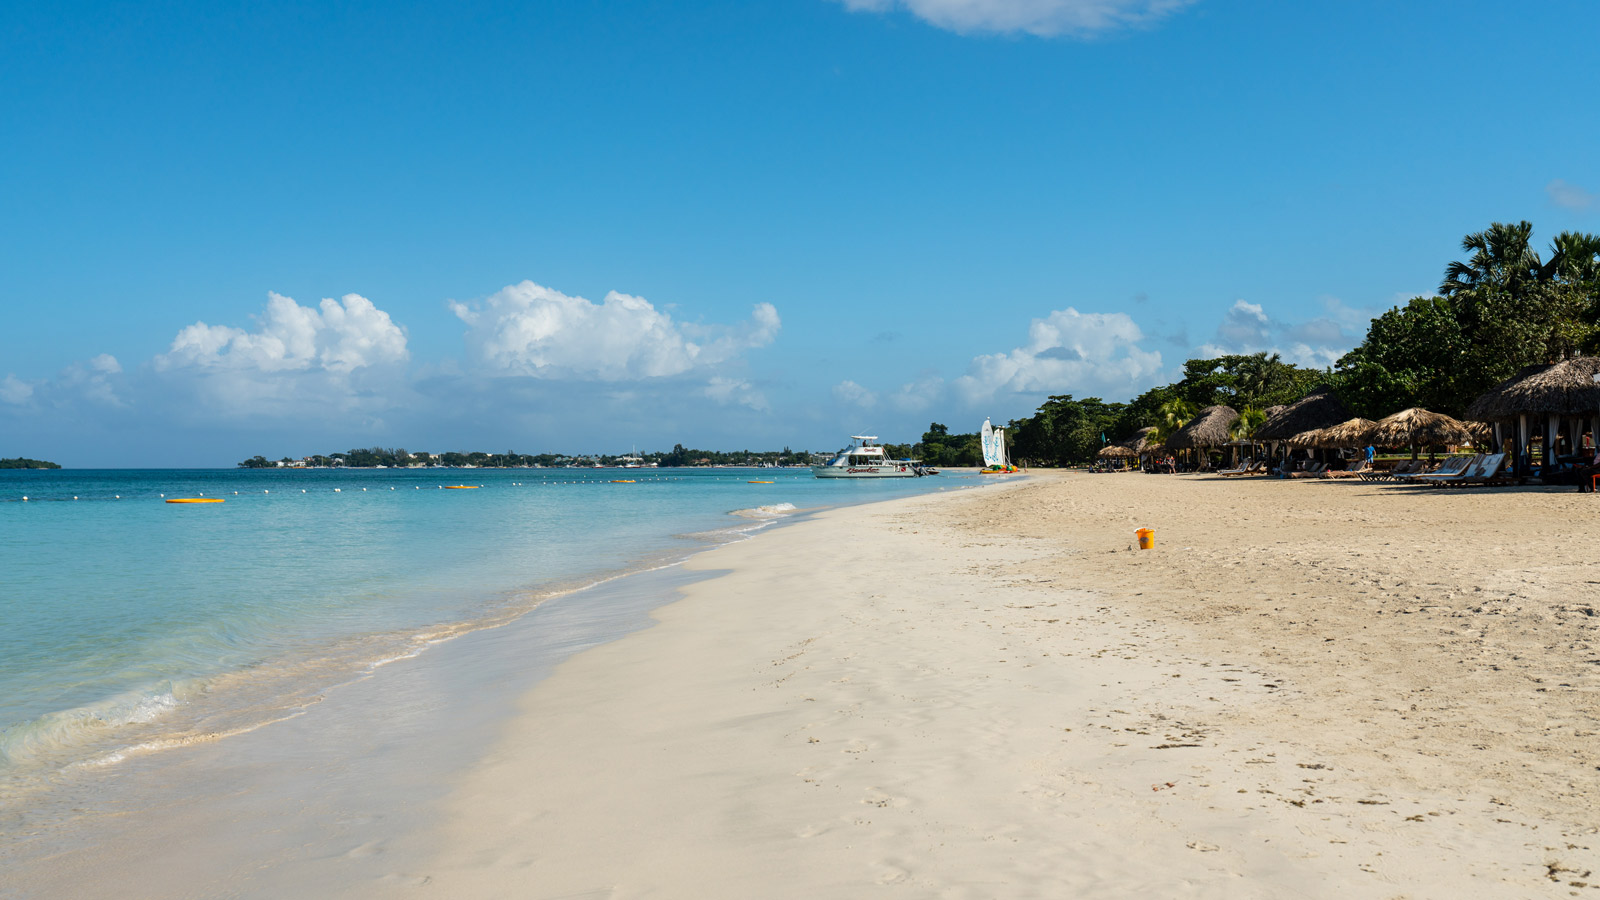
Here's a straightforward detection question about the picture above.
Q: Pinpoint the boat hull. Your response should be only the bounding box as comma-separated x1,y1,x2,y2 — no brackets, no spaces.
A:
811,465,919,478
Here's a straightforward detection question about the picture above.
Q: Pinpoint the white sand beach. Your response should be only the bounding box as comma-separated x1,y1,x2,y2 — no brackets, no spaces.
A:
333,472,1600,898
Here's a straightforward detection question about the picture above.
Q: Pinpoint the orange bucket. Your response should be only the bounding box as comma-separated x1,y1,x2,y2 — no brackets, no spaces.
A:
1136,528,1155,550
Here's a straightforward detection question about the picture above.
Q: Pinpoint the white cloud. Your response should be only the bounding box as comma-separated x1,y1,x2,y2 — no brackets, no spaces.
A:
832,0,1195,36
891,374,945,412
0,374,34,405
450,281,780,381
156,292,408,374
57,354,125,406
1197,297,1377,369
148,292,411,419
704,376,769,411
833,379,878,409
1547,178,1595,212
953,307,1162,403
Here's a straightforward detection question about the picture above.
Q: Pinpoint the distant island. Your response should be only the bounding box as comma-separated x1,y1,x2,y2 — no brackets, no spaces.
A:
238,425,987,470
0,457,60,469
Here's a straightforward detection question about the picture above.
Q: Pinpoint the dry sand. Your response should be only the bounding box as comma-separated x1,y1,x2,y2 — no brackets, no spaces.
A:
348,472,1600,898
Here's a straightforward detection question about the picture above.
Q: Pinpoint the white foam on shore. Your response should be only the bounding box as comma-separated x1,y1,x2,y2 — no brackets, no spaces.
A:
728,502,798,519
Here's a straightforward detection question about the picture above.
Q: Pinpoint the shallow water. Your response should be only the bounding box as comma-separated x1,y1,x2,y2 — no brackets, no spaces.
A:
0,466,950,817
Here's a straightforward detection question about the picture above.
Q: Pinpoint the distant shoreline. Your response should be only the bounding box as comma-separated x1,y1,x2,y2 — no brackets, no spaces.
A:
0,457,59,469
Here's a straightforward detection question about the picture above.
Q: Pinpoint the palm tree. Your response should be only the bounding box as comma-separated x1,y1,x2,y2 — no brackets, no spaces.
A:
1148,397,1197,447
1439,220,1542,300
1230,407,1267,442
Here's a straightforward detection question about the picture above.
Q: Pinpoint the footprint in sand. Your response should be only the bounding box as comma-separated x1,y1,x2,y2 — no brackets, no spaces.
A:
375,872,432,886
874,863,910,884
344,840,385,859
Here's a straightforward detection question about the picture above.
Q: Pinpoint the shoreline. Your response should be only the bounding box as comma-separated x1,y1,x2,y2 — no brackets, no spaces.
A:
15,470,1599,896
352,471,1596,898
1,477,986,898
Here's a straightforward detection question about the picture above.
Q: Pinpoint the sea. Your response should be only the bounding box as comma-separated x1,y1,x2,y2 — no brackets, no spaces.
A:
0,466,956,842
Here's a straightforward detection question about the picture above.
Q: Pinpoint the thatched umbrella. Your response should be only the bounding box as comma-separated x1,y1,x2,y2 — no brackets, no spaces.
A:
1096,443,1137,459
1285,427,1335,449
1319,417,1379,447
1369,408,1473,450
1167,405,1241,449
1253,386,1352,441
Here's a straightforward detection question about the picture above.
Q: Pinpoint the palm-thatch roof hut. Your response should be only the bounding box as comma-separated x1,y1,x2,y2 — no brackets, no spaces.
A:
1319,417,1379,448
1253,386,1352,442
1130,426,1159,453
1465,357,1600,472
1167,405,1240,449
1464,357,1600,422
1368,408,1473,450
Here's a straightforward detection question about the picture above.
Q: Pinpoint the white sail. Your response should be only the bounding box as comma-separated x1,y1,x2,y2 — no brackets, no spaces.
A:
980,418,999,467
994,426,1007,468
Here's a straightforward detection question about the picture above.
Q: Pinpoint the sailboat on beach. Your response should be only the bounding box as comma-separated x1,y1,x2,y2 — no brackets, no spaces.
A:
979,418,1019,473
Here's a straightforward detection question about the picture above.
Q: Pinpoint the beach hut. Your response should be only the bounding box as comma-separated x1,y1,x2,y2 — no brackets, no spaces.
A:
1166,405,1240,469
1368,408,1473,458
1252,386,1354,468
1253,386,1353,443
1465,357,1600,470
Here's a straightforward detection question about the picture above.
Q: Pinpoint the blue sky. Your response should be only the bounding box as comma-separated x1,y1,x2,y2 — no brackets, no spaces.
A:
4,0,1599,466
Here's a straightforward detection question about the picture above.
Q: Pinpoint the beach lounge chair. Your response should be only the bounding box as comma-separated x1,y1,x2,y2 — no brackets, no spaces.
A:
1217,459,1254,476
1431,453,1508,487
1377,459,1426,481
1323,459,1370,478
1400,455,1478,484
1289,461,1327,478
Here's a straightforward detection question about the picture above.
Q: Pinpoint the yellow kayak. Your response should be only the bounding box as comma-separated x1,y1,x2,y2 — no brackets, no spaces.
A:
166,498,224,504
748,480,774,484
444,485,480,489
610,479,636,483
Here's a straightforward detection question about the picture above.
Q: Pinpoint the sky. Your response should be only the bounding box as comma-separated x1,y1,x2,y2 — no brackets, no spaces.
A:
4,0,1599,466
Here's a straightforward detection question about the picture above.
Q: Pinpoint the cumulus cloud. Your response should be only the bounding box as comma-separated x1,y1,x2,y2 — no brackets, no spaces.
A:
831,0,1195,37
891,374,945,412
450,280,780,381
0,374,35,405
149,292,411,419
953,307,1162,404
1196,297,1375,369
1547,178,1595,212
833,380,878,409
156,292,408,374
56,354,125,406
704,375,769,411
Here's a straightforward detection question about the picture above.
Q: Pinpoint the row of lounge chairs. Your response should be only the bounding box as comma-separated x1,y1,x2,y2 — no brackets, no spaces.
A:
1357,453,1510,486
1217,460,1266,477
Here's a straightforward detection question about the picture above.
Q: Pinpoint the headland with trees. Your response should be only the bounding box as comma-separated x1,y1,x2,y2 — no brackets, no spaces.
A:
0,457,60,469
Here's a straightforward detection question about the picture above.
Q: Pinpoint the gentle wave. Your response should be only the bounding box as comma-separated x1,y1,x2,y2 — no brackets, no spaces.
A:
728,502,798,519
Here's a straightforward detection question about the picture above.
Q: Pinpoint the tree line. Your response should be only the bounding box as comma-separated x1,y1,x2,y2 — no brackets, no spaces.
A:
1007,221,1600,467
0,457,60,469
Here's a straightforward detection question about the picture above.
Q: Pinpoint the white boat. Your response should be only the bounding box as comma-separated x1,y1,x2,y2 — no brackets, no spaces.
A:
812,436,924,478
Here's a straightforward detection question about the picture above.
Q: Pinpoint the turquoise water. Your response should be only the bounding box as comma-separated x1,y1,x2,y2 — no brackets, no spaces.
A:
0,467,951,794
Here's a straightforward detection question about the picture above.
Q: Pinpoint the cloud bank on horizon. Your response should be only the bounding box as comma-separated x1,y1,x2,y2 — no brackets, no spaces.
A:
831,0,1196,36
1,278,1380,465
